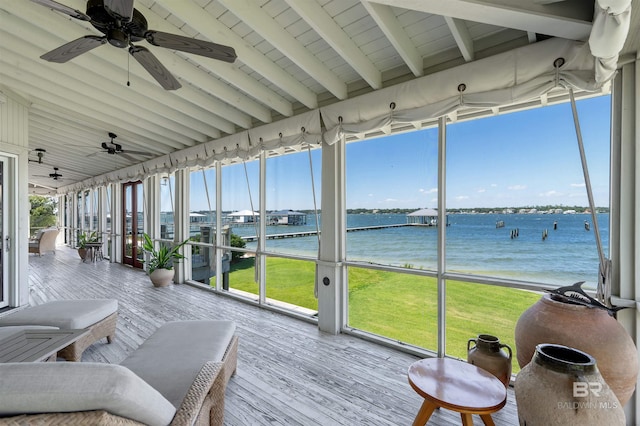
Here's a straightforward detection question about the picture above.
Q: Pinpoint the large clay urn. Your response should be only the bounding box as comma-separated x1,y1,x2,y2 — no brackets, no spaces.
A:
149,268,175,287
515,294,638,406
515,343,625,425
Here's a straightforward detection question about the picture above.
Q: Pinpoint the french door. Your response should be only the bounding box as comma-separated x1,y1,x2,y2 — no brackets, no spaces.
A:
0,155,10,308
122,181,144,268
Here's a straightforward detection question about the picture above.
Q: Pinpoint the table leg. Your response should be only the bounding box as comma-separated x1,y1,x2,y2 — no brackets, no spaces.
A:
461,413,474,425
480,414,495,426
412,400,437,426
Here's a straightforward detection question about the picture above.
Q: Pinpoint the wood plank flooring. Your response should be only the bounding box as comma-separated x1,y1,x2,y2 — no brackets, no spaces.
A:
23,247,519,425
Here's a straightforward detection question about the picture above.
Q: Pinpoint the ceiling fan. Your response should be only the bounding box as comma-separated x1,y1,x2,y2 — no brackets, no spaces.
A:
28,148,47,164
31,0,237,90
34,167,64,181
92,132,154,162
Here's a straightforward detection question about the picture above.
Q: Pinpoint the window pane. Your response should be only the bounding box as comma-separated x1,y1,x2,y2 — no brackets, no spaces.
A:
348,266,437,351
345,130,439,269
445,96,610,288
265,150,321,256
219,249,256,298
188,168,219,285
83,190,90,230
160,174,175,239
265,257,317,312
221,161,258,294
445,280,541,373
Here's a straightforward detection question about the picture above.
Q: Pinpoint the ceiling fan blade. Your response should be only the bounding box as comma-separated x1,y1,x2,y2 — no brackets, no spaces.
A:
145,31,237,63
30,0,91,21
121,150,154,156
119,153,138,162
129,45,181,90
41,36,107,63
104,0,134,22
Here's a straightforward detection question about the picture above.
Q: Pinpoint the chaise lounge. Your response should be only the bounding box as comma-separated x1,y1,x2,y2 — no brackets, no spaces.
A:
0,299,118,361
0,320,239,426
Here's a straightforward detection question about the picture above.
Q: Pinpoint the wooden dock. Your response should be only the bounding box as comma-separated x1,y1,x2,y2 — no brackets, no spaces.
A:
242,223,409,242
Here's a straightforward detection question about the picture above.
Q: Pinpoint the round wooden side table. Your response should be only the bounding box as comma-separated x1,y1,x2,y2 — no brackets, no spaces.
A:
407,357,507,426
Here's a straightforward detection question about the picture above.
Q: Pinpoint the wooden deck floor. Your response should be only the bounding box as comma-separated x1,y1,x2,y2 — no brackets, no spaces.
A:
24,247,519,425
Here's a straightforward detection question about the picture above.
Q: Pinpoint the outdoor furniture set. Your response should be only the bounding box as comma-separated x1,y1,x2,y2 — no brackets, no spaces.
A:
0,299,238,426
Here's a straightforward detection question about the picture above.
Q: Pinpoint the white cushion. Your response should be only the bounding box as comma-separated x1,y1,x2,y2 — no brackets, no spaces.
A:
0,299,117,329
120,320,235,408
0,362,176,426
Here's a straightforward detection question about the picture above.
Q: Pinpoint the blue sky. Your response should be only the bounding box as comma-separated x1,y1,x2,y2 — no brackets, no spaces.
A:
174,95,610,212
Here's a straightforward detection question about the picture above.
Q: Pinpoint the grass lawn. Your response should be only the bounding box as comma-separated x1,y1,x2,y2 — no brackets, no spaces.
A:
219,256,541,372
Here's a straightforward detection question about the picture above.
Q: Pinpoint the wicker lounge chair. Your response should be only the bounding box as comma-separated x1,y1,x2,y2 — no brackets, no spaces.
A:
0,299,118,361
0,320,238,426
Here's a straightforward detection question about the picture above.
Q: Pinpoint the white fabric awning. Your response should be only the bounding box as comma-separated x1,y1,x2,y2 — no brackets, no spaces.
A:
320,38,600,145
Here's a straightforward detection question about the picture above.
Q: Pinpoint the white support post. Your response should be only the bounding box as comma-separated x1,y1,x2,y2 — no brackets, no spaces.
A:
611,56,638,424
144,176,160,241
215,163,223,291
98,187,107,257
111,184,122,263
71,191,78,248
437,116,447,358
317,137,346,334
259,152,267,304
174,169,190,283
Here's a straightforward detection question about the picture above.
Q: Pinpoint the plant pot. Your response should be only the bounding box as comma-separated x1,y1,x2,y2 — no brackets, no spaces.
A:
467,334,512,387
77,248,87,260
515,344,625,425
515,294,638,406
149,268,175,287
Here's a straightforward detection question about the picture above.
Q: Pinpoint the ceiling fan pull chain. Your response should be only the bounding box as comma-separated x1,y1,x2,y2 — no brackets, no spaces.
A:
127,50,131,87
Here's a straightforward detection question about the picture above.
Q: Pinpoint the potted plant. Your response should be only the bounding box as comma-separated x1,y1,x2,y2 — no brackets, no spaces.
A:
77,231,99,260
141,233,188,287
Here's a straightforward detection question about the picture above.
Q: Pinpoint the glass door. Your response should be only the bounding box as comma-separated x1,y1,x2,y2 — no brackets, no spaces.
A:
122,181,144,268
0,156,7,308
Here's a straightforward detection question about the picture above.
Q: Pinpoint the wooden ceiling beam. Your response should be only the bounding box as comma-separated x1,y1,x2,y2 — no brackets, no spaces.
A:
361,1,424,77
217,0,348,100
368,0,592,40
153,0,317,110
284,0,382,90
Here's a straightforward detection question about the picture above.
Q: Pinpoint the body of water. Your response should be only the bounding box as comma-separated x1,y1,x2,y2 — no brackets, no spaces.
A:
233,212,607,287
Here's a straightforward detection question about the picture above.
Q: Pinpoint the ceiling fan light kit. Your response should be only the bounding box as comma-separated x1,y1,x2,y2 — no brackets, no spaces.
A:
32,0,237,90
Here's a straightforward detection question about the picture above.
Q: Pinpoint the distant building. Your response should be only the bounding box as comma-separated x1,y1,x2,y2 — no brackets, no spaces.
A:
229,209,259,223
267,210,307,225
407,208,444,226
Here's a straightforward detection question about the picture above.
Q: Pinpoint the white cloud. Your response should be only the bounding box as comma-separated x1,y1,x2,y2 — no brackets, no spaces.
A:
570,183,586,188
456,195,469,200
508,185,527,191
419,188,438,194
477,188,486,193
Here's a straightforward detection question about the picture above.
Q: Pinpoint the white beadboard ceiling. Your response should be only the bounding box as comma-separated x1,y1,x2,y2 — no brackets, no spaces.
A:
0,0,637,194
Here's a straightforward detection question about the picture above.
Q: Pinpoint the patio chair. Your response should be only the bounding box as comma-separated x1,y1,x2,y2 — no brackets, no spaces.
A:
28,228,59,256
